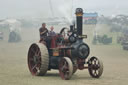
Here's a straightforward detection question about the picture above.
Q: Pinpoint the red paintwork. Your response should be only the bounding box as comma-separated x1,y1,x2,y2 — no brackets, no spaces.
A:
50,34,68,48
51,36,57,48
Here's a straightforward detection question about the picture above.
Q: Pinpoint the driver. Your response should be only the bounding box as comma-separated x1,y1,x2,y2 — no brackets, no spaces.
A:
39,23,48,41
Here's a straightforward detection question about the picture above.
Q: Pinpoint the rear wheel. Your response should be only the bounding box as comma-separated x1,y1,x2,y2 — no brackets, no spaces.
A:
28,43,49,76
88,56,103,78
59,57,73,80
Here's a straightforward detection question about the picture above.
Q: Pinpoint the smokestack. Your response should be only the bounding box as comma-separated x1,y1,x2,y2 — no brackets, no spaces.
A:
75,8,83,36
70,25,74,31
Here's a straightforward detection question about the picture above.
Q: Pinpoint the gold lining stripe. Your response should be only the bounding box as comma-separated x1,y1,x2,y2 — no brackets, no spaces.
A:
76,14,83,16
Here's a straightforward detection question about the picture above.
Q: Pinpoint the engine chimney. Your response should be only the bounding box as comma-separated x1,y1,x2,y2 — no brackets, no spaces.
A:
75,8,83,36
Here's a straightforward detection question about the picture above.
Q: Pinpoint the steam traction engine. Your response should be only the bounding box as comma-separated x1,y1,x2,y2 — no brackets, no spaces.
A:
27,8,103,80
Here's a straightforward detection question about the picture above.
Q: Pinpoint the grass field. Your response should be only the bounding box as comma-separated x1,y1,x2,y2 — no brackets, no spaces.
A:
0,24,128,85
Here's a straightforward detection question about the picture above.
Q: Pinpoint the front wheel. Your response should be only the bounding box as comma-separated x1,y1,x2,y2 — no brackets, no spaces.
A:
59,57,73,80
88,56,103,78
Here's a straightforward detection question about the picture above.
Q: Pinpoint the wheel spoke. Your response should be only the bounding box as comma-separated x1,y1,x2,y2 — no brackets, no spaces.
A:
94,70,98,76
35,47,40,55
37,50,40,56
64,61,67,67
92,60,95,65
61,61,68,72
65,71,69,77
98,61,100,67
29,58,34,62
31,48,36,54
94,59,97,65
31,48,41,62
34,49,41,61
61,66,65,72
31,46,40,57
32,64,38,71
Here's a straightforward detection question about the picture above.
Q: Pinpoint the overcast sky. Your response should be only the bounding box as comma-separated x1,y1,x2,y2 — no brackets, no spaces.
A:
0,0,128,19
